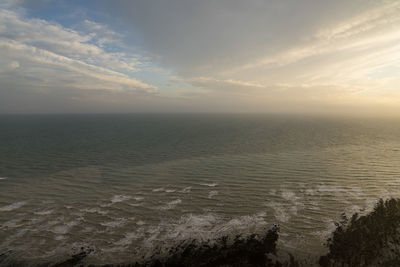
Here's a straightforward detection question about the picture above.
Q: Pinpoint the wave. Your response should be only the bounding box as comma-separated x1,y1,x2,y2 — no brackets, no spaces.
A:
110,195,131,203
181,186,192,193
100,218,127,228
159,199,182,210
34,209,54,215
152,187,164,192
200,182,218,187
208,190,219,198
0,201,27,212
81,207,108,215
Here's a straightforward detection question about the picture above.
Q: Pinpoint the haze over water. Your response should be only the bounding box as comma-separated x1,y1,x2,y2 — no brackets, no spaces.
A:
1,114,400,264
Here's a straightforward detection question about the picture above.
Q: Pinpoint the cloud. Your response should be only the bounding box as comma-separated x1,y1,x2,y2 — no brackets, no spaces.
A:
0,8,156,94
104,0,384,76
183,77,265,92
231,1,400,78
82,19,123,46
1,0,400,114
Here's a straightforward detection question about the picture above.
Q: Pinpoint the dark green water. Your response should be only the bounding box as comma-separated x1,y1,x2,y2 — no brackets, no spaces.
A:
1,114,400,264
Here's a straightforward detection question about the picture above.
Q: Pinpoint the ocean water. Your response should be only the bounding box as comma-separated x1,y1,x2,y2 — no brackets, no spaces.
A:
1,114,400,264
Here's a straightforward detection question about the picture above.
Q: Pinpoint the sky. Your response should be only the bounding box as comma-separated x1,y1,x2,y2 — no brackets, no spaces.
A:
0,0,400,115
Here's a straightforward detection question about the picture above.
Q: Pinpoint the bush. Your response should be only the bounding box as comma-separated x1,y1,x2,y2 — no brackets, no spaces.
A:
320,198,400,266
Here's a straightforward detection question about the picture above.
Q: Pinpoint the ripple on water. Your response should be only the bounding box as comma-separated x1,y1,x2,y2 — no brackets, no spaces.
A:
159,199,182,210
181,187,192,193
0,201,27,212
82,207,108,215
152,187,164,192
52,225,70,235
101,218,127,228
200,183,218,187
208,191,218,198
34,210,54,215
110,195,131,203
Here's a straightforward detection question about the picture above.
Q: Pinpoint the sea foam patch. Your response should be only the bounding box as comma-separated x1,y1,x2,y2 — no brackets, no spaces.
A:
200,183,218,187
208,191,219,198
159,199,182,210
152,187,164,192
181,186,192,193
265,202,290,222
52,225,70,235
34,210,54,216
140,211,271,249
0,201,27,212
165,189,176,193
115,231,144,246
82,207,108,215
1,219,24,228
111,195,131,203
101,218,127,228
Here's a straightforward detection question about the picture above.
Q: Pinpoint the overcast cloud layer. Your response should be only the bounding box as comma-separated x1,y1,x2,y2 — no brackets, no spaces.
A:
1,0,400,114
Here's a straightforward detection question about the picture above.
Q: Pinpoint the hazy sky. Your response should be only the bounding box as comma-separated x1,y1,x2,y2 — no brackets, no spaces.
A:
1,0,400,114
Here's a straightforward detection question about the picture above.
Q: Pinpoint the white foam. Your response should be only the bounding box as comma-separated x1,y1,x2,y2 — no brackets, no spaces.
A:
111,195,131,203
81,227,94,233
316,185,344,193
129,203,143,207
281,190,299,202
0,201,27,212
49,220,79,235
52,225,70,235
115,231,143,246
311,221,337,240
165,189,176,193
181,186,192,193
304,189,315,195
265,202,290,222
136,220,146,226
159,199,182,210
345,205,362,215
66,220,80,227
200,182,218,187
34,210,54,215
160,212,269,243
2,219,23,228
54,235,66,240
0,177,7,180
101,218,127,228
152,187,164,192
208,191,219,198
162,214,218,240
134,196,144,201
82,207,108,215
222,212,267,231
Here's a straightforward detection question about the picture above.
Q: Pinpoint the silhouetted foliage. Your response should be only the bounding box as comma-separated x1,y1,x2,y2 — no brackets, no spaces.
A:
320,198,400,266
129,225,284,267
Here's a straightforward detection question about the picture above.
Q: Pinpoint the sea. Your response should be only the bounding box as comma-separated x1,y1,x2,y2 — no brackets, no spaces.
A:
1,114,400,264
